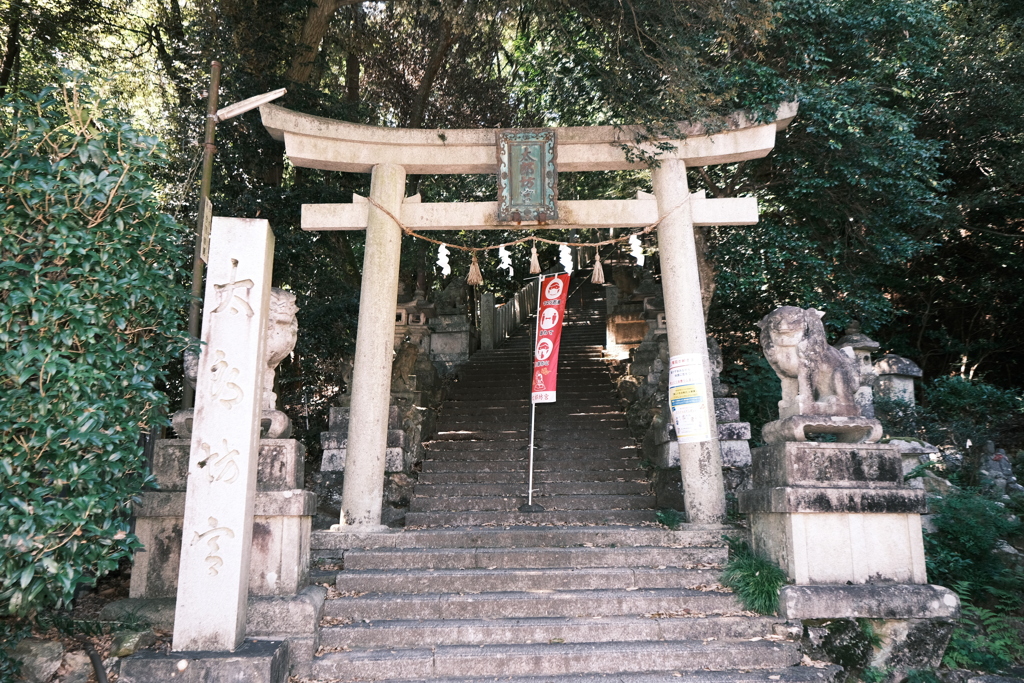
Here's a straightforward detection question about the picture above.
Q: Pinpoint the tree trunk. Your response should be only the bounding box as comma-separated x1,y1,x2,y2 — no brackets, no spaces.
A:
694,226,716,318
285,0,360,84
408,19,454,129
0,0,22,98
345,51,360,102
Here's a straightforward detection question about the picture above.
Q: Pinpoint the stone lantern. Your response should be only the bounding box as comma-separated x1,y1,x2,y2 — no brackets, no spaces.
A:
874,354,923,407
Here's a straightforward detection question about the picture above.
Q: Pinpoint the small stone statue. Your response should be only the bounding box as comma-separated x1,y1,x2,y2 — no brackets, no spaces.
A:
391,341,420,392
261,288,299,438
758,306,860,417
434,276,469,314
706,335,729,398
758,306,882,443
980,442,1024,498
172,287,298,439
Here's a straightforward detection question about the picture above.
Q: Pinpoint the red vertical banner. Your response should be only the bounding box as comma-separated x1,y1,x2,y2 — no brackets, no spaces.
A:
531,274,570,404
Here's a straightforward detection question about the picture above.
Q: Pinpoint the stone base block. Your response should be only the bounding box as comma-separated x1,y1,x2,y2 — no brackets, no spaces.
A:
250,514,311,596
762,416,883,444
119,639,288,683
321,446,403,472
649,436,751,469
329,405,399,431
322,429,405,451
152,440,304,491
714,398,740,422
130,517,183,599
750,512,928,585
780,584,959,620
101,598,177,631
752,442,902,489
247,585,327,637
130,489,314,599
740,486,926,514
720,440,751,468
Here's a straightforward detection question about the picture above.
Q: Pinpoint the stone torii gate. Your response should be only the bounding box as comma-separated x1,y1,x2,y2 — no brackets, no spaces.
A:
260,102,798,532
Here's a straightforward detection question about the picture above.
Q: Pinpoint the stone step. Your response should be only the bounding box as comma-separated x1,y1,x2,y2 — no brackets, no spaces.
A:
440,401,618,411
311,525,734,552
323,587,742,621
419,459,644,474
412,481,651,497
307,666,839,683
417,470,648,484
334,566,723,594
408,494,657,513
435,422,630,434
439,410,625,422
310,639,801,681
432,429,632,441
423,441,637,453
341,546,726,571
405,509,660,527
320,614,780,649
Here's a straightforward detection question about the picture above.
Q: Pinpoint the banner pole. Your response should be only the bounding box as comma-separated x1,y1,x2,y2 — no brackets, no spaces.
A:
521,274,545,513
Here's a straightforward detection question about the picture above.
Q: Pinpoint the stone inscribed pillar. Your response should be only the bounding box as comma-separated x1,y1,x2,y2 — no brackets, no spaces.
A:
652,160,726,524
173,218,275,652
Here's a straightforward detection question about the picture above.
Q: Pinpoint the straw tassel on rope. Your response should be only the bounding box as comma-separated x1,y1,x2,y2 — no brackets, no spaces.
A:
529,242,541,274
591,252,605,284
466,253,484,285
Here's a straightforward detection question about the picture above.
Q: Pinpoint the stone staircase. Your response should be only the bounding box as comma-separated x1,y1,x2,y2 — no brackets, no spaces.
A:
409,280,656,527
302,279,838,683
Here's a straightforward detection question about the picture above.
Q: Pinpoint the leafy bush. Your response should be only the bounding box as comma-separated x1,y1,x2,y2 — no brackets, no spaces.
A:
721,536,788,614
0,74,188,615
925,490,1019,590
877,377,1021,452
943,585,1024,672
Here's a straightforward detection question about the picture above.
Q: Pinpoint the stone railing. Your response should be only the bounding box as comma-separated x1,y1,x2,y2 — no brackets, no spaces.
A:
479,278,539,350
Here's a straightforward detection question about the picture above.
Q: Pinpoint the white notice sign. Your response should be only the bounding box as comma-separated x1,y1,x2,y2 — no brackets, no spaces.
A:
668,354,711,444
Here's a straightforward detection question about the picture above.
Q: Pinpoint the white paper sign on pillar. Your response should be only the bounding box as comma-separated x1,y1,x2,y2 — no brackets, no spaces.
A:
669,354,712,444
173,217,275,652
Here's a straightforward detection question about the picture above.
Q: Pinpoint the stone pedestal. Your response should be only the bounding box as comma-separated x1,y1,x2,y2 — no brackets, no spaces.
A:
647,398,752,470
740,442,928,585
131,439,313,600
120,639,288,683
428,313,472,373
321,406,404,473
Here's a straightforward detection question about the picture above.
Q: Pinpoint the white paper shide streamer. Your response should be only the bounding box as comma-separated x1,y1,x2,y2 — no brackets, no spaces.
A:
436,244,451,276
498,245,514,278
628,235,645,267
558,244,574,276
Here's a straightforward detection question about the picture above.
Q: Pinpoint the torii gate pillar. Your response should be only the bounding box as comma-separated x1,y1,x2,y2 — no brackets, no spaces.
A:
338,163,406,530
653,159,727,524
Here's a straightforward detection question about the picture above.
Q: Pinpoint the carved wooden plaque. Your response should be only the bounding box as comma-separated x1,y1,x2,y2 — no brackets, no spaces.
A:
497,129,558,223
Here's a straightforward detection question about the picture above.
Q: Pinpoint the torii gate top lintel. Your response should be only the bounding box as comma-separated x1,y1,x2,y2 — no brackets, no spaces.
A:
260,102,798,176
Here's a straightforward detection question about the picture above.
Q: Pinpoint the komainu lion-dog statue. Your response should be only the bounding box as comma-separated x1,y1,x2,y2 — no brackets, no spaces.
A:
757,306,881,443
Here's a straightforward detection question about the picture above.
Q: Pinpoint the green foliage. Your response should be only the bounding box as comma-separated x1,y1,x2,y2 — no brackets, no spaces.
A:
859,666,891,683
655,508,683,530
904,669,941,683
0,619,30,679
924,488,1024,672
925,490,1019,589
720,536,788,614
0,74,188,615
875,377,1021,467
943,586,1024,672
